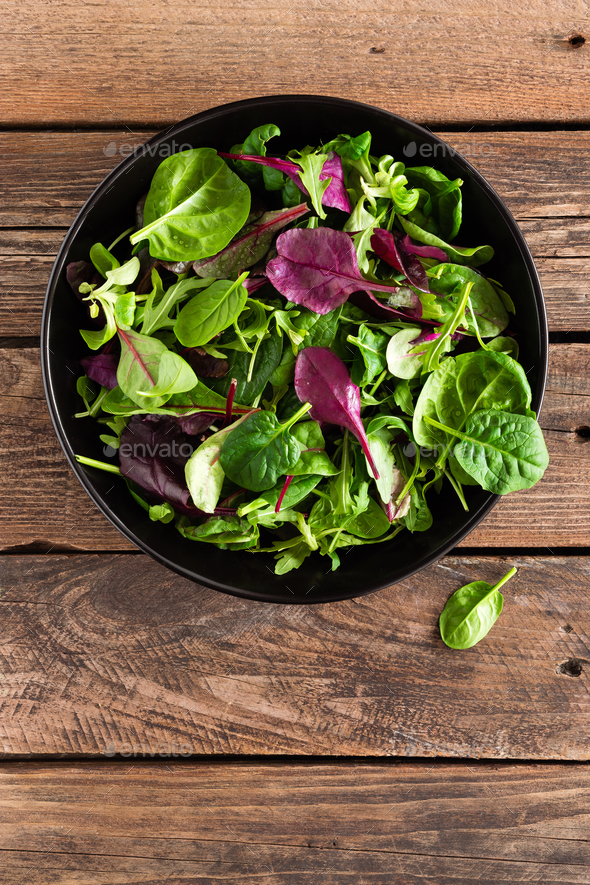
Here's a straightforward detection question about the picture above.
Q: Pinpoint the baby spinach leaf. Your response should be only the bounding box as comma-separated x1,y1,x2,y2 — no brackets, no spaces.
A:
220,403,311,492
290,420,339,476
348,324,389,387
439,567,516,649
210,332,284,404
238,474,322,516
425,410,549,494
174,273,249,347
90,242,119,277
130,148,251,262
429,264,509,338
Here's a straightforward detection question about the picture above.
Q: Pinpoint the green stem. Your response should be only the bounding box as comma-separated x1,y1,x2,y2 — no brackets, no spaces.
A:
369,369,387,397
491,566,517,593
466,294,489,350
281,402,313,431
424,281,473,373
75,455,122,475
108,226,135,252
443,467,469,512
395,445,421,506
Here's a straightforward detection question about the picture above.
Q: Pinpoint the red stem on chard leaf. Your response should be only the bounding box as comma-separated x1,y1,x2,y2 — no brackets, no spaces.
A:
222,378,238,429
275,475,295,513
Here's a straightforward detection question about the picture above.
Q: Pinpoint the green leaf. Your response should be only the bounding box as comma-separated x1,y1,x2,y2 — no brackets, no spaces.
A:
398,216,493,267
114,292,136,329
239,474,322,517
211,332,284,405
184,414,250,513
439,567,516,649
290,421,339,476
148,502,175,523
219,406,309,492
429,264,509,338
130,148,251,262
405,166,463,240
174,274,249,347
348,324,389,386
117,328,196,408
141,273,215,336
426,409,549,495
386,326,424,379
177,515,259,550
293,150,329,219
137,349,198,398
89,242,119,277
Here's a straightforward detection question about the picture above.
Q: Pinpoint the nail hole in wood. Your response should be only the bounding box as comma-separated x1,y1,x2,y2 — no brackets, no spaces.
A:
575,425,590,439
369,47,386,53
567,32,585,48
557,658,583,677
562,624,573,633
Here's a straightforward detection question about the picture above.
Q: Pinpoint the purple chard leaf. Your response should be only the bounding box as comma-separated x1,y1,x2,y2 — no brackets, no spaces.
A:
218,151,351,213
193,203,309,279
294,347,379,480
80,351,119,390
370,228,430,292
400,234,448,261
266,228,403,315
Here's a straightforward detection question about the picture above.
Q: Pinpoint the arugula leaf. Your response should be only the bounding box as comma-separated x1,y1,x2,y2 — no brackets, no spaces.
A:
439,567,516,648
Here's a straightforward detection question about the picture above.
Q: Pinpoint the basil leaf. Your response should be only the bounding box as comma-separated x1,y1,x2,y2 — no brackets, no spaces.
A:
174,274,248,347
130,148,251,262
439,567,516,649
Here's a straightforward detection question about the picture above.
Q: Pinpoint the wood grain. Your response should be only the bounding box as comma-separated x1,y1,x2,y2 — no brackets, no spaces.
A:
1,345,588,551
0,553,589,758
1,1,589,126
0,760,588,882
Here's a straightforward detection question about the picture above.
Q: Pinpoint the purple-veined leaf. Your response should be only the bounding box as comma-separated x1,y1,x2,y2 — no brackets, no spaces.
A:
193,204,309,278
243,275,269,295
400,234,448,261
371,228,430,292
294,347,379,479
219,151,351,213
266,228,403,315
80,351,119,389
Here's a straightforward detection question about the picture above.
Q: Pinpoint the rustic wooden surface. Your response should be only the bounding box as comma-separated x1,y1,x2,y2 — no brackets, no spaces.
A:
1,2,590,879
0,760,589,883
1,1,589,126
1,553,589,759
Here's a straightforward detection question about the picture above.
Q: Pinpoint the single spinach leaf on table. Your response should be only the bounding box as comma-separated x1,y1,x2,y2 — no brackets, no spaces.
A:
439,567,517,649
129,148,251,262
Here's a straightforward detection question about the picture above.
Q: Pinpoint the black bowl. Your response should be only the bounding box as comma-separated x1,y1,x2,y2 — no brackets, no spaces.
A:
42,95,547,604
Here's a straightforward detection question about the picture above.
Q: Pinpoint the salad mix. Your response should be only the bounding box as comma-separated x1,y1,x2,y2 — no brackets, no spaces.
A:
70,125,549,574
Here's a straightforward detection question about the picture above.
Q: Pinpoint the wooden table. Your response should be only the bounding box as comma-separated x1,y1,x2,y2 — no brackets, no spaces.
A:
1,3,590,880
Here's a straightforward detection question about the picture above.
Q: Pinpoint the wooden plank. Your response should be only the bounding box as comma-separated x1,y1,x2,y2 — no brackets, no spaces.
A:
1,1,589,125
0,761,588,882
0,553,589,758
2,130,590,227
1,345,588,551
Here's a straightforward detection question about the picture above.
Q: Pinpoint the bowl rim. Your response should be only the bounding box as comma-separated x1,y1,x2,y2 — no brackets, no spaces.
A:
41,93,548,603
